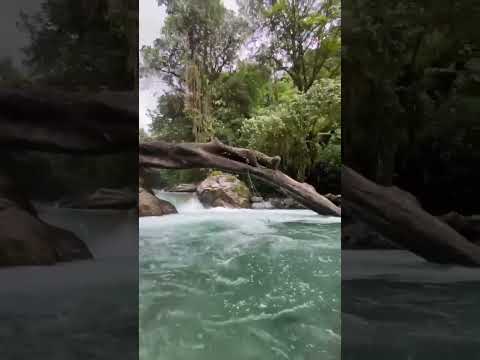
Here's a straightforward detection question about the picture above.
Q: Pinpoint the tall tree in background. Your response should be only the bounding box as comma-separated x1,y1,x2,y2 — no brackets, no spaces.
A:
142,0,250,141
343,0,480,212
239,0,340,92
142,0,342,191
18,0,136,90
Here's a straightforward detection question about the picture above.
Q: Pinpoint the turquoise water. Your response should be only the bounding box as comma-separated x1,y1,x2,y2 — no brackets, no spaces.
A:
140,204,341,360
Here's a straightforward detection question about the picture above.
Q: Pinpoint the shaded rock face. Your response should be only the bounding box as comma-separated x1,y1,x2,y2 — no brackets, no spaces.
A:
196,174,250,209
59,188,137,209
0,173,92,266
139,187,177,217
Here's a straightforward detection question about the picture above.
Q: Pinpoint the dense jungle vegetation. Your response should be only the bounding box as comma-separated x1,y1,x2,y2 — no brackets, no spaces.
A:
343,0,480,214
140,0,341,194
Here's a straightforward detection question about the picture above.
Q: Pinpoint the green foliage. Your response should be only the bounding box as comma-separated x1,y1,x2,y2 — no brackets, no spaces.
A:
149,92,194,142
144,0,342,191
240,0,341,92
343,0,480,211
141,0,250,85
240,78,340,180
18,0,134,89
142,0,250,142
212,63,272,143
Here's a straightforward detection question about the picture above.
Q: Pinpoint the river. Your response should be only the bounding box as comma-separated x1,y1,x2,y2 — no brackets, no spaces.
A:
0,205,138,359
140,192,341,360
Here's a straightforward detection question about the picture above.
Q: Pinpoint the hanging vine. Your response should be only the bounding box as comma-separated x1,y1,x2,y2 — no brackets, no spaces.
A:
185,62,213,142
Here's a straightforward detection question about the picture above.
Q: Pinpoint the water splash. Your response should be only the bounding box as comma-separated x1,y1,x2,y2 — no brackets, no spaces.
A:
154,190,205,212
140,208,341,360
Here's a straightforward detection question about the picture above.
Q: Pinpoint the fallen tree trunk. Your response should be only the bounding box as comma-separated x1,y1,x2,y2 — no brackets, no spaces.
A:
139,139,341,217
342,165,480,266
0,88,137,153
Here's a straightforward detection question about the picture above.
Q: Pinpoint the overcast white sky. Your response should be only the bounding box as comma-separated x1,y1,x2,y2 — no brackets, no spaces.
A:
139,0,239,130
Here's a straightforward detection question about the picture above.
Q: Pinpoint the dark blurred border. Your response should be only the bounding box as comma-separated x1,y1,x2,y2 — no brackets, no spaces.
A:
0,1,139,358
342,1,480,359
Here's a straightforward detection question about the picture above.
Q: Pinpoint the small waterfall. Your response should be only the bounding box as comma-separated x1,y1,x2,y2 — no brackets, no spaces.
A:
154,190,205,212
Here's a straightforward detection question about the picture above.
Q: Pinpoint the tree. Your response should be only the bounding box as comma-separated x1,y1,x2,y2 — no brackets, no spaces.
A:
240,77,340,180
148,92,194,142
18,0,135,89
240,0,340,92
141,0,250,142
143,0,250,84
343,0,480,195
212,62,272,143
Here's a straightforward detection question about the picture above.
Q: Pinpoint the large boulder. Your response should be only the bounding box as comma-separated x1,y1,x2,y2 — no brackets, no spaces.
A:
0,207,93,266
0,172,92,266
139,187,177,217
59,188,137,209
196,173,251,208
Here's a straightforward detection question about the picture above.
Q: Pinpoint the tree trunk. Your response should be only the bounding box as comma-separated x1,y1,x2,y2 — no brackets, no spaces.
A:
0,88,137,153
139,139,341,217
343,165,480,266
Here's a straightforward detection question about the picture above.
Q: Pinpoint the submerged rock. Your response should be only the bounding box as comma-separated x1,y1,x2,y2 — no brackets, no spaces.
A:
197,173,251,208
139,187,177,217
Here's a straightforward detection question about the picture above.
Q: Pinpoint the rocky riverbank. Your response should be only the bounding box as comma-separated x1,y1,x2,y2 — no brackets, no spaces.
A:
140,172,342,216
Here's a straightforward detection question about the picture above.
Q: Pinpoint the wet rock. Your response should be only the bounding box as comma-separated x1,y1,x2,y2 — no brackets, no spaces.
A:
251,196,264,203
0,173,92,266
197,173,251,209
139,187,177,217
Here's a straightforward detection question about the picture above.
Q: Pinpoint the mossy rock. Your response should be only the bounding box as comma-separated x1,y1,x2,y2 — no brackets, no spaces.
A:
197,173,251,208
